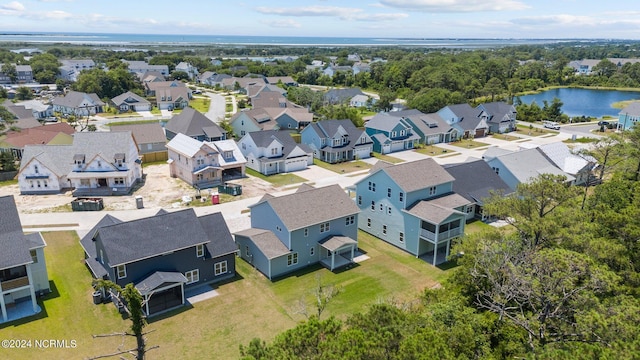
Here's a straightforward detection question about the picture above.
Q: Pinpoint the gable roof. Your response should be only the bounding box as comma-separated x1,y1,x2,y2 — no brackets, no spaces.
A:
246,130,312,158
234,228,290,260
537,142,594,176
324,88,365,104
403,112,454,136
305,119,369,149
165,107,224,138
166,133,215,157
489,148,574,184
2,123,75,148
479,102,516,124
111,123,166,145
620,102,640,117
251,184,359,231
197,212,238,257
368,158,455,193
405,196,465,224
51,91,105,108
79,214,123,259
444,159,512,204
111,91,150,107
0,195,36,270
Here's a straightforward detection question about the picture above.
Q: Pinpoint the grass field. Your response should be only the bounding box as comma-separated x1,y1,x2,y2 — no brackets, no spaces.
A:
106,119,160,127
371,153,403,164
189,98,211,113
245,168,307,187
514,124,558,136
448,139,491,149
0,179,17,187
1,230,450,359
414,145,450,156
313,159,372,174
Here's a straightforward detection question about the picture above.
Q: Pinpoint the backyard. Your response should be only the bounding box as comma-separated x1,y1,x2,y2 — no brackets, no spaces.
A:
1,230,451,359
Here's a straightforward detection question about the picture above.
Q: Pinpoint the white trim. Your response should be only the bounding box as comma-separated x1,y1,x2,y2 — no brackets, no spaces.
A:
116,264,127,279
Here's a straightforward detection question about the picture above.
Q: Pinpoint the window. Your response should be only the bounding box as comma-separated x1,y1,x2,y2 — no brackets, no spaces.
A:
196,244,205,257
287,253,298,266
147,144,153,150
399,232,404,243
34,165,39,174
367,218,371,228
245,246,251,257
310,247,315,256
368,181,376,192
43,181,48,188
358,196,362,206
320,222,330,233
388,207,392,215
117,265,127,279
197,158,205,165
383,225,387,235
271,148,278,155
30,181,33,188
304,228,308,237
379,203,383,212
240,130,246,136
399,192,404,202
214,261,227,275
114,178,124,185
30,249,38,263
36,181,41,188
429,186,436,196
467,205,474,214
492,167,500,175
276,226,282,232
345,215,355,226
371,200,375,211
387,188,391,198
242,143,246,150
185,269,199,284
97,161,102,168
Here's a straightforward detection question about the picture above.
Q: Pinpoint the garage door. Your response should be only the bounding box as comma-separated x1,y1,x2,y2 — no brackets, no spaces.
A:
355,148,370,159
285,158,307,172
390,141,405,152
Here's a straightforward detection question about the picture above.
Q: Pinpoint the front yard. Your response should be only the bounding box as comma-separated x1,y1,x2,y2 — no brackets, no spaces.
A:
313,159,373,174
245,168,307,187
448,139,491,149
1,230,451,359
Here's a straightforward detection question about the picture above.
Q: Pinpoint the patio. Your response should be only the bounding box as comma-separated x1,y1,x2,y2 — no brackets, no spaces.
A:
0,298,41,324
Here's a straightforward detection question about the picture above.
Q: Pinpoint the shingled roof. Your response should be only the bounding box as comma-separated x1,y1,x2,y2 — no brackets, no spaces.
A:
165,107,224,139
444,159,512,204
0,195,40,270
369,158,455,193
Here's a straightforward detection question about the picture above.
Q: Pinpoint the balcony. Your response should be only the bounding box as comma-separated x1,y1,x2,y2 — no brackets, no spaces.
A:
419,227,462,242
1,276,30,291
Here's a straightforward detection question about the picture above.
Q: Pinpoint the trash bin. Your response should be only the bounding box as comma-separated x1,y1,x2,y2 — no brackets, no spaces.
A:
135,195,144,209
211,193,220,205
92,290,102,304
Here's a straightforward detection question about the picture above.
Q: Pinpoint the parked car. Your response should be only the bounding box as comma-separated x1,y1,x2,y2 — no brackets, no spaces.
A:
543,121,560,130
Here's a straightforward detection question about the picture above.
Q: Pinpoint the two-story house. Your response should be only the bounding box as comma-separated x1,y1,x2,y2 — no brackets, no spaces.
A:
618,102,640,130
51,91,105,117
238,130,313,175
355,159,470,265
165,107,226,142
0,64,34,84
477,102,517,134
401,110,458,144
166,133,246,188
365,114,421,154
123,60,169,78
197,71,231,87
59,59,96,82
79,209,237,317
110,123,167,163
235,184,360,280
175,62,199,80
0,195,50,323
437,103,489,138
18,131,142,196
301,119,373,163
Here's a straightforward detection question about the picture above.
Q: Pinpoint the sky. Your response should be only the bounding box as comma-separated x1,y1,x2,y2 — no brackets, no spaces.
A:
1,0,640,39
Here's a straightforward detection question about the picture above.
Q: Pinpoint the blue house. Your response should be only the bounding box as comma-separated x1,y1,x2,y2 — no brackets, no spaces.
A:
0,195,50,323
301,119,373,163
618,102,640,130
234,184,360,280
392,110,458,145
365,113,421,154
355,159,470,265
437,103,489,138
80,209,237,316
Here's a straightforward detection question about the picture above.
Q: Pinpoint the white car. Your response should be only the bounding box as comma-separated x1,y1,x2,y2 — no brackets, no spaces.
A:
543,121,560,130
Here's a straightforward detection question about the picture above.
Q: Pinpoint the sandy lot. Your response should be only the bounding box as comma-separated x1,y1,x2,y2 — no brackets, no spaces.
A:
1,164,277,213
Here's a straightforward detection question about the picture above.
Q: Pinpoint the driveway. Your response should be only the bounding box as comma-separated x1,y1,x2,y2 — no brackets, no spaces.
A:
205,92,225,123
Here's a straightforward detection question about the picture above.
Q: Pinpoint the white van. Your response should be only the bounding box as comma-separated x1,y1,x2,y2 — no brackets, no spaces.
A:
543,121,560,130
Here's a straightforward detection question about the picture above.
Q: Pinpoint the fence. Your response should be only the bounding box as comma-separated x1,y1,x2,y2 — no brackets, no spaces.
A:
0,171,17,181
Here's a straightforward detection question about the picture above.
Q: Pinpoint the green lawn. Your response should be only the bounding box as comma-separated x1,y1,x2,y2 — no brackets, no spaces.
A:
189,98,210,113
490,133,520,141
371,153,404,164
414,145,450,156
245,168,306,187
150,107,161,115
514,124,558,136
448,139,491,149
2,230,451,359
313,159,373,173
107,119,160,127
0,178,17,187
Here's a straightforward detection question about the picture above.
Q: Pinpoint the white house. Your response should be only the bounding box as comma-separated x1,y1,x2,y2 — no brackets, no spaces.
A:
238,130,313,175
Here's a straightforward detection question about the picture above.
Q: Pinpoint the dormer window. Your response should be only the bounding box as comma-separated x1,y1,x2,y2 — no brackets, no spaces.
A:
114,153,125,167
73,154,85,166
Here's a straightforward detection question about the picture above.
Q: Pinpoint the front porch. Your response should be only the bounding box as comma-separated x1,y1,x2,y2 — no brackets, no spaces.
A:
320,149,354,164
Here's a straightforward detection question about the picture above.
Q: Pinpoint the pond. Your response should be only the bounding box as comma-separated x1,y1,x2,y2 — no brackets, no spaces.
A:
517,88,640,118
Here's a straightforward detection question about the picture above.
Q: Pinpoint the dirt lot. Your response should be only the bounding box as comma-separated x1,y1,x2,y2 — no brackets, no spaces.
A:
0,164,278,213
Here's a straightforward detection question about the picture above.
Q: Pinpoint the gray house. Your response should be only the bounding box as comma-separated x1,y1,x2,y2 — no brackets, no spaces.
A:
165,107,226,142
79,209,237,317
235,184,360,280
111,123,168,163
111,91,152,113
477,102,517,134
301,119,373,163
0,195,50,323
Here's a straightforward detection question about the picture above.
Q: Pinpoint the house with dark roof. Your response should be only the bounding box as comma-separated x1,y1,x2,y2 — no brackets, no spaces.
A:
0,195,50,323
14,99,54,120
238,130,313,175
51,91,105,116
110,123,167,163
365,113,421,154
0,122,75,160
0,63,34,84
18,131,142,196
197,71,231,87
477,102,517,134
400,110,458,144
235,184,360,280
165,107,226,141
443,159,513,220
166,133,246,188
79,209,237,316
266,76,297,87
437,103,489,138
111,91,151,113
323,88,365,105
618,102,640,130
301,119,373,163
355,158,469,265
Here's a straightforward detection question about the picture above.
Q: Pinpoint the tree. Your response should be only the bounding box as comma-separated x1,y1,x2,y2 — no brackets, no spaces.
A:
1,63,17,83
292,275,342,319
90,280,158,360
591,59,618,77
483,77,504,101
0,151,16,171
542,97,563,121
29,53,61,83
16,86,33,100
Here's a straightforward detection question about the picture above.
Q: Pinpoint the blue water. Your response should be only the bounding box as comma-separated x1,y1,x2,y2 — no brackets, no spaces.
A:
0,31,572,48
517,88,640,118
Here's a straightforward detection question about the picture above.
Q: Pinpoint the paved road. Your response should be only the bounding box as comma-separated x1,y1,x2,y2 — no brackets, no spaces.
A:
204,92,226,123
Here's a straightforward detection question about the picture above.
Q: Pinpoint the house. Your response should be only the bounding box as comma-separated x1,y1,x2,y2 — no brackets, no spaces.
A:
352,62,371,75
14,100,54,120
401,110,458,144
0,195,50,323
59,59,96,82
247,83,287,100
536,142,597,186
349,94,370,108
266,76,297,87
165,107,226,141
365,113,421,154
355,158,469,265
1,100,41,130
140,71,166,83
618,102,640,130
0,64,34,84
0,122,75,160
482,147,574,191
322,65,353,77
110,123,167,163
144,81,191,110
51,91,105,117
220,77,265,92
301,119,373,163
238,130,313,175
235,184,360,280
443,159,513,220
568,59,602,75
122,60,169,78
477,102,517,134
323,88,365,105
166,133,246,188
230,106,313,137
111,91,151,113
197,71,231,87
174,62,199,80
79,209,237,317
437,103,489,138
18,131,142,196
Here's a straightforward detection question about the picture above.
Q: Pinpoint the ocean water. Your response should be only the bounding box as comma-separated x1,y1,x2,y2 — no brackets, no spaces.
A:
0,31,572,48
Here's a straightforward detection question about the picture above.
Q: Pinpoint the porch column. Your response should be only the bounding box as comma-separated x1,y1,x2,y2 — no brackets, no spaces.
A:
446,239,451,258
145,295,150,316
350,246,355,262
26,265,37,312
181,283,185,305
331,252,335,270
433,241,438,266
0,280,7,321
